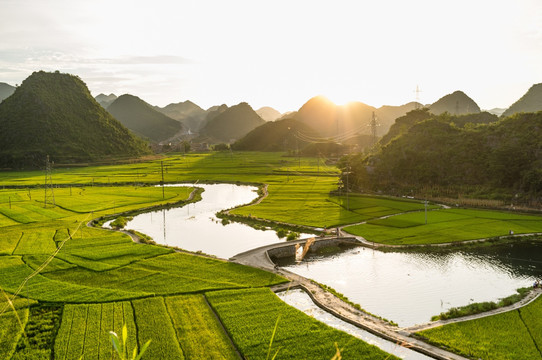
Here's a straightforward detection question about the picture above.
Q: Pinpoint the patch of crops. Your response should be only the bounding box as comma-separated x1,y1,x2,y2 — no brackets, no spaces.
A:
10,304,62,360
417,296,542,359
132,297,185,360
54,301,136,360
518,295,542,348
0,256,146,303
44,252,286,297
165,294,239,359
206,288,399,360
0,306,29,360
345,208,542,245
12,230,57,255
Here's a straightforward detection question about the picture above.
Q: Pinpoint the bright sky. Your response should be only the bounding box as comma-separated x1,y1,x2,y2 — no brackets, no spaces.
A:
1,0,541,112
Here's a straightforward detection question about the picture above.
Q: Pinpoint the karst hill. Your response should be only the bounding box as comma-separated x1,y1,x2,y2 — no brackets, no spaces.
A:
0,71,150,168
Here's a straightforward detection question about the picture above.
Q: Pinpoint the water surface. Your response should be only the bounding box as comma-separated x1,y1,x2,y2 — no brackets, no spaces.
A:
126,184,310,258
281,243,541,327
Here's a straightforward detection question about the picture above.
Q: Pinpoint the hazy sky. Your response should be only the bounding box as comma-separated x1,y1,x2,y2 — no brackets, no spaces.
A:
1,0,541,112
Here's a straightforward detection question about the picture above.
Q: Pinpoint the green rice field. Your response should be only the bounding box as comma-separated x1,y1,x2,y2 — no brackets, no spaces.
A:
344,207,542,245
417,296,542,359
1,151,541,359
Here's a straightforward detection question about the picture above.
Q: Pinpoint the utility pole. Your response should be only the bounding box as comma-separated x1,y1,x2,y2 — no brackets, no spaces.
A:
161,161,165,200
44,155,55,208
344,165,351,211
425,199,428,224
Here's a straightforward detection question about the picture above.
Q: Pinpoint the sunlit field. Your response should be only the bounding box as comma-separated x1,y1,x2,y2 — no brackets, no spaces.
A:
344,208,542,245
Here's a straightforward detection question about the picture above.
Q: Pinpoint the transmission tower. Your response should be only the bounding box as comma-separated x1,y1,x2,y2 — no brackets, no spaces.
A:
414,85,422,109
369,111,380,145
44,155,55,208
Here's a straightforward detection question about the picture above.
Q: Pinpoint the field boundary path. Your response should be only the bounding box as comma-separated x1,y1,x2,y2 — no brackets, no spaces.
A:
405,287,542,333
231,237,470,360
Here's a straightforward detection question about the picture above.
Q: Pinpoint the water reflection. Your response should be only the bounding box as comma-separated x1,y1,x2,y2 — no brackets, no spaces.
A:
126,184,311,259
277,289,432,360
281,243,542,327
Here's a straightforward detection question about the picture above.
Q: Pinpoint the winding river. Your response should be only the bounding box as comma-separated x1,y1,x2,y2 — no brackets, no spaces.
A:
125,183,541,357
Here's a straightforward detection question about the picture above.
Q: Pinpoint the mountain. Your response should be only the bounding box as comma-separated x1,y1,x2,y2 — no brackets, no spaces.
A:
205,104,228,123
95,93,117,108
502,83,542,117
232,118,317,151
429,90,481,115
155,100,207,132
294,95,416,139
295,95,345,137
199,102,265,143
487,108,506,116
107,94,183,143
375,102,420,132
0,71,149,168
256,106,282,122
0,82,16,102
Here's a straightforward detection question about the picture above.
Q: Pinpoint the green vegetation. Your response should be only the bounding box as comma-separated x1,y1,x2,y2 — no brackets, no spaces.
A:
0,71,150,168
0,307,29,359
207,287,400,359
165,294,238,359
343,110,542,203
10,304,62,360
431,287,531,321
132,297,184,360
344,208,542,245
417,296,542,359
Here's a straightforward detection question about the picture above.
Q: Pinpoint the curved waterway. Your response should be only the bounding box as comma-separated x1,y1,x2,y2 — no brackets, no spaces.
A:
126,183,311,259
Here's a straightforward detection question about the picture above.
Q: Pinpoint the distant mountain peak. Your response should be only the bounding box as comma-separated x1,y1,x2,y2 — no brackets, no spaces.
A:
95,93,117,108
429,90,480,115
0,82,16,102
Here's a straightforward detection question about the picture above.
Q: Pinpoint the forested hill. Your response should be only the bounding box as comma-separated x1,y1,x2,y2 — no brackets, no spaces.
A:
502,83,542,117
199,102,265,143
380,108,498,146
107,94,183,143
344,111,542,199
231,118,317,151
429,90,481,115
0,71,150,168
